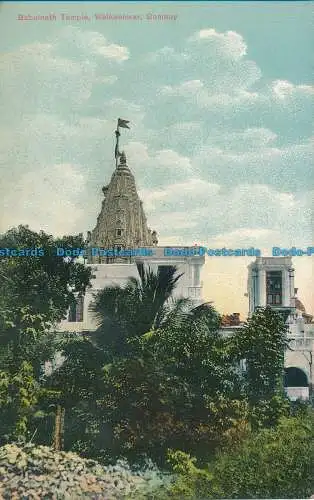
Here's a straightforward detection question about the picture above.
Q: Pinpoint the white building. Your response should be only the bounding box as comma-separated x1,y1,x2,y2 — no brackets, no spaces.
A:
247,257,314,400
58,250,204,334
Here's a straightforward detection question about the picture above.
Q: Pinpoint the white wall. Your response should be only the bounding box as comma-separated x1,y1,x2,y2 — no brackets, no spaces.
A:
57,248,205,333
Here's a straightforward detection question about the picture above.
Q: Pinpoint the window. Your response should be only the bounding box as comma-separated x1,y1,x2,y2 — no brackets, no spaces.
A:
194,265,201,286
68,295,84,322
157,265,177,280
116,229,122,236
266,271,282,306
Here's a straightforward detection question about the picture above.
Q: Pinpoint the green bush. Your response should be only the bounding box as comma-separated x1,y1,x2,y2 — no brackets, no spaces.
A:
160,412,314,499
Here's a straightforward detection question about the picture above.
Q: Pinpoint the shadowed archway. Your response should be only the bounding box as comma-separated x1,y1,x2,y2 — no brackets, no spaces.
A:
284,367,308,387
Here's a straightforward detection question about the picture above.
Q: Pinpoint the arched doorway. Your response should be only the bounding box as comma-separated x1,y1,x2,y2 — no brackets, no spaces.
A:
284,367,309,401
285,367,308,387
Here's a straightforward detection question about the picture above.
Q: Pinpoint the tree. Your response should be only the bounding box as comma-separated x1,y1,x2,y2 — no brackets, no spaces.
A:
209,412,314,499
0,225,91,373
231,306,290,428
0,225,92,443
0,361,39,443
161,411,314,500
234,307,289,400
27,334,113,458
89,263,190,357
96,305,249,465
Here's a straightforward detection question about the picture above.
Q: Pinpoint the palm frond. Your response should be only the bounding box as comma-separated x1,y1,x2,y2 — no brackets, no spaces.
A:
89,263,187,353
154,297,192,331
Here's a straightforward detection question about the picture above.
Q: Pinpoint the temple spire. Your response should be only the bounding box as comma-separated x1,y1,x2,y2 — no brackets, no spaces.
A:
88,119,158,263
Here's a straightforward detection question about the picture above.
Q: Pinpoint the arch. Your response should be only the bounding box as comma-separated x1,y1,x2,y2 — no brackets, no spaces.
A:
284,367,309,387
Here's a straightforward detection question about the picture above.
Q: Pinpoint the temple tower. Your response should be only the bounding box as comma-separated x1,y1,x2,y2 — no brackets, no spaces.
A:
88,150,157,263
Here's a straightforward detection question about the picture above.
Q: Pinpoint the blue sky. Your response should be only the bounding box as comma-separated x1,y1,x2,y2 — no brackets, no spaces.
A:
0,2,313,315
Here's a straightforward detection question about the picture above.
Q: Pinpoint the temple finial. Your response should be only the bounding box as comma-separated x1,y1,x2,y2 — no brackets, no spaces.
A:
120,151,127,164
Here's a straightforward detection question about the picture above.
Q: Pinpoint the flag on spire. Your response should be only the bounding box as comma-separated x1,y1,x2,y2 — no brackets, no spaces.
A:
115,119,130,166
118,118,130,129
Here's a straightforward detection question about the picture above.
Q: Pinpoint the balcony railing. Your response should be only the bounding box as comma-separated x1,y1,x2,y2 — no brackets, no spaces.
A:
188,286,201,299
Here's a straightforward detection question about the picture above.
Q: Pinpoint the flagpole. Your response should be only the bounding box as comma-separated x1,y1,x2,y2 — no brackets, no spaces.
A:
115,118,130,168
115,119,120,169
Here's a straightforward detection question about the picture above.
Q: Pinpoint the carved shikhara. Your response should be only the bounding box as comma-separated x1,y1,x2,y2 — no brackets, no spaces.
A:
88,152,158,263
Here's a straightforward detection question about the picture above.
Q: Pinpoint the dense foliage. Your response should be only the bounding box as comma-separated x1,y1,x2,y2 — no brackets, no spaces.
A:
160,412,314,499
234,306,289,401
0,226,91,444
94,307,248,465
231,306,291,430
0,225,91,326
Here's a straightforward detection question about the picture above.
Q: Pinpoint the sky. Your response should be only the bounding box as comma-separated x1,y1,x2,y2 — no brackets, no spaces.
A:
0,1,313,316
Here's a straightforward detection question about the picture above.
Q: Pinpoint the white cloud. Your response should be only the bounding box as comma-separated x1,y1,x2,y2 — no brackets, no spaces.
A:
96,42,129,61
192,137,313,190
143,177,220,199
272,80,314,100
0,113,114,174
0,43,95,117
212,228,278,247
170,121,202,133
154,149,192,171
189,29,247,61
146,27,261,102
140,178,220,211
123,142,150,164
139,179,313,249
0,28,130,120
221,128,278,148
0,164,86,235
149,28,313,122
55,26,130,61
101,98,145,124
160,79,204,96
96,75,118,84
153,212,200,230
146,46,190,63
157,74,313,116
124,144,195,188
158,80,260,109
